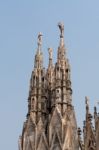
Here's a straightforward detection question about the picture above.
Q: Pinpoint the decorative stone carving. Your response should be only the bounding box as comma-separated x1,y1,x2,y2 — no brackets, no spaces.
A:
19,23,99,150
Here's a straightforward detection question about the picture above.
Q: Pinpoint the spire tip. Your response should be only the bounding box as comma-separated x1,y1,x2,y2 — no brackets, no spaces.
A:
37,32,43,51
58,22,64,38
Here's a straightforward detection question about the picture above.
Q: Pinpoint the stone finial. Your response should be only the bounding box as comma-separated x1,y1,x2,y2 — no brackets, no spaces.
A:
34,32,43,68
37,32,42,51
85,96,90,116
58,22,65,48
48,48,53,68
58,22,64,38
85,96,89,107
48,48,53,59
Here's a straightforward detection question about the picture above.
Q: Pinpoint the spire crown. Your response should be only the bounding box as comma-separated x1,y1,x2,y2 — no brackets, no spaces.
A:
34,32,43,69
48,47,53,60
48,47,53,68
58,22,64,46
37,32,43,53
85,96,89,110
58,22,64,38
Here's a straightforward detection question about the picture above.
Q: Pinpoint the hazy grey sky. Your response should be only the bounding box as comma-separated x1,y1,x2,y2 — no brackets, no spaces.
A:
0,0,99,150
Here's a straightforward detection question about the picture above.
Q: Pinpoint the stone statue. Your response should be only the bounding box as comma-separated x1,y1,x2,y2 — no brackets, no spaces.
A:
85,96,89,107
48,48,53,59
58,22,64,38
19,23,99,150
38,32,42,48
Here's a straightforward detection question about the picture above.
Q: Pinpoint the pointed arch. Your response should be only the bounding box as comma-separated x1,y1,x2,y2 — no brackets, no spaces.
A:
49,107,63,144
37,132,48,150
49,106,62,127
63,121,74,150
50,131,62,150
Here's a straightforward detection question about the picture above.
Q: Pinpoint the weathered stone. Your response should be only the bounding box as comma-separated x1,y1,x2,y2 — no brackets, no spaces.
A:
19,23,99,150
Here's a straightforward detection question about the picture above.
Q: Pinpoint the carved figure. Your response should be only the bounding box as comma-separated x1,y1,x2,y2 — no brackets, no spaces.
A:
19,24,99,150
38,32,42,48
58,22,64,37
48,48,53,59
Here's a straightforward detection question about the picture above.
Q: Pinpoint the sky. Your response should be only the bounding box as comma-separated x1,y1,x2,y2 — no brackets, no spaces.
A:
0,0,99,150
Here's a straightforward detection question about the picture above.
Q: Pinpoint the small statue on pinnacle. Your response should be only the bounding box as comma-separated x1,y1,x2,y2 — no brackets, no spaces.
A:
58,22,64,38
38,32,42,49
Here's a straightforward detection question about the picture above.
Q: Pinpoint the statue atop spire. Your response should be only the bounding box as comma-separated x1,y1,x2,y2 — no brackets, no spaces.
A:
58,22,65,49
85,96,89,114
48,47,53,60
34,32,43,68
48,48,53,68
58,22,64,38
57,22,66,64
37,32,42,52
85,96,89,108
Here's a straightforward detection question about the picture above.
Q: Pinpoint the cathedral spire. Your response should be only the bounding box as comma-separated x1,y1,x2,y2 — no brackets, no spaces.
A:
84,97,96,150
34,32,43,68
19,24,81,150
